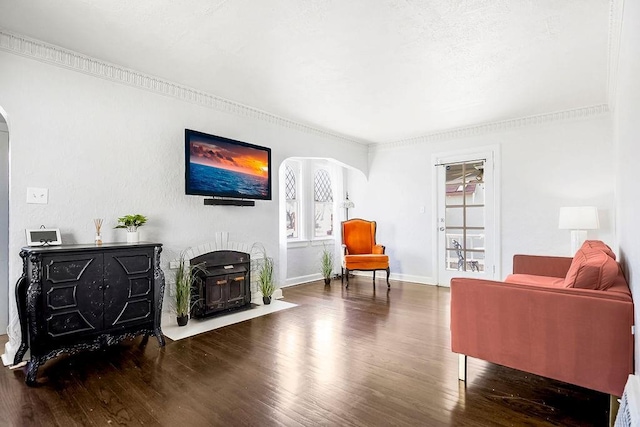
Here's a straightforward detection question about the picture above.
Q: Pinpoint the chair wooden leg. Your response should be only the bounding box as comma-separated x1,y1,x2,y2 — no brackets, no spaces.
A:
341,267,344,284
345,268,350,288
386,267,390,288
373,270,376,283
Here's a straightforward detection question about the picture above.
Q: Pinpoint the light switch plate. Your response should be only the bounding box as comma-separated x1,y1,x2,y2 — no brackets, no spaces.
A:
27,187,48,204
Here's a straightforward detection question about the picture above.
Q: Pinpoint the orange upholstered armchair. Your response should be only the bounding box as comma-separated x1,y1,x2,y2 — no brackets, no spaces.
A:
341,218,390,288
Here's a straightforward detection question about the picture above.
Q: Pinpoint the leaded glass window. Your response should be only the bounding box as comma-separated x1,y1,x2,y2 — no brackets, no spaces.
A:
285,165,299,239
314,169,333,237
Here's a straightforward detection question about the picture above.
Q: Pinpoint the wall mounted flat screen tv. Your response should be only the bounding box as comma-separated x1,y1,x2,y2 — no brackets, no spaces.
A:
185,129,272,200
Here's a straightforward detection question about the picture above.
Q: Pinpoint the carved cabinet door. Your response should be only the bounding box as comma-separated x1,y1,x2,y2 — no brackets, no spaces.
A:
102,249,154,329
41,253,104,340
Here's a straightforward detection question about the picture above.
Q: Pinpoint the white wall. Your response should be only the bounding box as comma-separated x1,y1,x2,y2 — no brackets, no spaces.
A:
355,114,614,283
286,240,336,284
0,49,368,360
613,0,640,373
0,121,8,332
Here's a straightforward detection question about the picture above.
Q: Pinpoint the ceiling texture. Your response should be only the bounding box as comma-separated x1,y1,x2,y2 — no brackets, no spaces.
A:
0,0,612,144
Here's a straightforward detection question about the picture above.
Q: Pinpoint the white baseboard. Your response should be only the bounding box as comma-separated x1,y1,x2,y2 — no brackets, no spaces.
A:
392,273,436,285
284,271,438,287
283,273,323,288
351,271,437,286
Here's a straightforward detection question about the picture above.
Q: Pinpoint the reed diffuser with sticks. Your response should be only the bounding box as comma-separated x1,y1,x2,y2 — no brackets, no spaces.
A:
94,218,103,245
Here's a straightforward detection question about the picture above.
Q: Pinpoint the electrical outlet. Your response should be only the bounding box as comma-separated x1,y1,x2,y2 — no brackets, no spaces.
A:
26,187,48,204
169,260,180,269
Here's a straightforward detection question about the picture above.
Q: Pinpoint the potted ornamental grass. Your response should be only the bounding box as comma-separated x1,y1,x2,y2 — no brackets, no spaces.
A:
321,245,334,285
173,252,203,326
258,256,275,304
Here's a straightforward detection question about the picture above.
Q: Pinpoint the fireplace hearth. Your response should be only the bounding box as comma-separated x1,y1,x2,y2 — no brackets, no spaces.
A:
190,250,251,318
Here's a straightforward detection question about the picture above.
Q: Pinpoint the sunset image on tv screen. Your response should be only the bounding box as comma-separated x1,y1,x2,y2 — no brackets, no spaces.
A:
188,135,270,198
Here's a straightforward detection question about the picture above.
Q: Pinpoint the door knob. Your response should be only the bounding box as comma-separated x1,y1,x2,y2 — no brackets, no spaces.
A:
439,227,445,231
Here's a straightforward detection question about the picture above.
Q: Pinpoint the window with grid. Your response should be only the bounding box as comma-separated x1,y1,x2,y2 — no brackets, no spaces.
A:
285,165,299,239
314,169,334,237
444,160,485,272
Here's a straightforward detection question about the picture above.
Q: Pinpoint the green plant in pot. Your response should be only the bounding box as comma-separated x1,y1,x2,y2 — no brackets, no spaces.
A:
321,245,334,285
173,253,203,326
114,214,147,243
257,255,275,305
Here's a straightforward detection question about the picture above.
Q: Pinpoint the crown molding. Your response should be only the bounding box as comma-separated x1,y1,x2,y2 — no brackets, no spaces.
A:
607,0,624,110
0,28,614,151
0,29,368,147
372,104,611,151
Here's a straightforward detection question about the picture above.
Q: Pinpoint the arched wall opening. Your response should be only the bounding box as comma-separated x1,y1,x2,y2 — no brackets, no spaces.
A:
0,107,10,339
277,157,367,289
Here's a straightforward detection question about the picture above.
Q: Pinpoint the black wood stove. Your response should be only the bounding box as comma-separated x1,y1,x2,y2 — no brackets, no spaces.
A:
190,250,251,318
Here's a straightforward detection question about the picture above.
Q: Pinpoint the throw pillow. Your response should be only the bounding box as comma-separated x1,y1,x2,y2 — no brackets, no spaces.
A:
564,247,619,291
580,240,616,260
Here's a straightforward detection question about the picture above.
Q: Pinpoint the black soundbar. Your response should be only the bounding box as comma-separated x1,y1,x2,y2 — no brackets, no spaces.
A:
203,198,255,207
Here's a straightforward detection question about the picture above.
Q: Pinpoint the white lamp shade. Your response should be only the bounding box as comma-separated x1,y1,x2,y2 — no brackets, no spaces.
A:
558,206,599,230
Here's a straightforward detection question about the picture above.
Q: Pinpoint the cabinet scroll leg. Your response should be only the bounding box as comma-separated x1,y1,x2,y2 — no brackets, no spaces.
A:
13,343,29,366
14,276,29,366
25,358,41,387
154,328,165,347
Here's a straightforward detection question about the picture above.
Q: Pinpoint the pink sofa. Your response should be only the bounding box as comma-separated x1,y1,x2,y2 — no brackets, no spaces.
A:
450,241,634,397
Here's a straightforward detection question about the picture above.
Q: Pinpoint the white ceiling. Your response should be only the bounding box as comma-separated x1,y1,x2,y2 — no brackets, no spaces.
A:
0,0,611,144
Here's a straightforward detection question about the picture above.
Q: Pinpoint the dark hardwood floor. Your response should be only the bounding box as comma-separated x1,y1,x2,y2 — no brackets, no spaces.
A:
0,278,610,426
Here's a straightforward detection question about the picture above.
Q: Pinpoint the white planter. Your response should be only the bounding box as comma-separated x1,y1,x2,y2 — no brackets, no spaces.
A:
126,230,139,243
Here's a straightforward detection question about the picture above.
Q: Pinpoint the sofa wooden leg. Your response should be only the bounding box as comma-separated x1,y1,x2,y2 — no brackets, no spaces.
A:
609,394,620,427
386,267,390,288
458,354,467,381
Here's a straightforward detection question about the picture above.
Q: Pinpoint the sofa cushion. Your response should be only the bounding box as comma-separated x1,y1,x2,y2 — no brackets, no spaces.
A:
344,254,389,269
564,248,620,291
581,240,616,260
505,274,564,288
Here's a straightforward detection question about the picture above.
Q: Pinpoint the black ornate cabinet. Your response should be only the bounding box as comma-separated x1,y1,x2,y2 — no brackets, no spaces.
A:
14,243,165,385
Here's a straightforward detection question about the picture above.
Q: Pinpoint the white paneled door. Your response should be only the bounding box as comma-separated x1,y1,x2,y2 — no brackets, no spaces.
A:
434,148,499,286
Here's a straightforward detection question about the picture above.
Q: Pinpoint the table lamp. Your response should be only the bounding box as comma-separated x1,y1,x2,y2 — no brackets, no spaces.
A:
558,206,599,254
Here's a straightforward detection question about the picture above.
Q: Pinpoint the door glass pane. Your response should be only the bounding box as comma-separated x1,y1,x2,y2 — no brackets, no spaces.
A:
446,232,465,271
469,183,485,205
445,206,464,227
465,232,484,252
465,250,485,272
466,206,484,228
